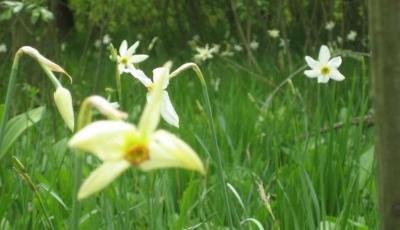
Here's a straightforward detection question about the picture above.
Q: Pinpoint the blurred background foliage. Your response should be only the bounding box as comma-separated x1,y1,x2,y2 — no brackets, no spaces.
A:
0,0,368,53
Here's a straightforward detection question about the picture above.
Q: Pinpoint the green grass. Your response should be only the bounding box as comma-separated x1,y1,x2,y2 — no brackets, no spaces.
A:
0,48,376,229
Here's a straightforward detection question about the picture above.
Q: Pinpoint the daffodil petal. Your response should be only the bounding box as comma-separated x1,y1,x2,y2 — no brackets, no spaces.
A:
130,54,149,64
305,56,320,69
318,45,330,63
328,56,342,68
318,76,330,83
160,91,179,127
119,40,128,56
140,130,205,174
68,120,136,161
129,69,153,87
304,69,320,78
330,69,345,81
138,63,171,137
127,41,139,56
78,160,130,199
152,67,169,89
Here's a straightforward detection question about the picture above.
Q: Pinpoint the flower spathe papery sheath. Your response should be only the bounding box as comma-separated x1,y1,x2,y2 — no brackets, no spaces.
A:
117,40,149,73
304,45,345,83
68,64,205,200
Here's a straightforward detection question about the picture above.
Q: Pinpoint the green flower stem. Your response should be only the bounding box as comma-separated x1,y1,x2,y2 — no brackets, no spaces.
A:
40,64,62,89
0,51,22,160
170,63,234,228
115,64,122,106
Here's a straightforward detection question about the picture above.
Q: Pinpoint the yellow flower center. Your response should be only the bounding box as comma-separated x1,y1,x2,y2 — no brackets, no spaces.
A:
147,84,154,92
120,57,129,65
124,144,149,165
321,66,331,76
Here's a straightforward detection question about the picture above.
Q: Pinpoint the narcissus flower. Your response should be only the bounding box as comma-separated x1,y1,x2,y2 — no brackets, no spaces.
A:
304,45,345,83
347,30,357,41
68,64,205,199
129,67,179,128
117,40,149,73
325,21,335,31
267,29,280,38
194,44,218,62
54,87,74,131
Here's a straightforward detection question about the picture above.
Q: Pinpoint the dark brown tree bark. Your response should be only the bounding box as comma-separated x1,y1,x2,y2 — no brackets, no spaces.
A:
370,0,400,229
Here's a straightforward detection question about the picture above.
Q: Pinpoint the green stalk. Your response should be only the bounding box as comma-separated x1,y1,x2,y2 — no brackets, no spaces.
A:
170,63,234,228
0,51,22,160
71,151,82,230
115,64,123,106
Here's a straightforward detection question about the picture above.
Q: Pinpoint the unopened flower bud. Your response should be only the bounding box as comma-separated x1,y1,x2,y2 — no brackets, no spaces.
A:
54,87,75,131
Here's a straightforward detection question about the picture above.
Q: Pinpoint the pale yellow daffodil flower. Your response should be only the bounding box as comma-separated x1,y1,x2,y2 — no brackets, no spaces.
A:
68,63,205,200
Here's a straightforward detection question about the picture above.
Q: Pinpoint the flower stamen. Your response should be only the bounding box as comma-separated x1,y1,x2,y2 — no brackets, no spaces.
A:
124,144,149,165
321,66,330,76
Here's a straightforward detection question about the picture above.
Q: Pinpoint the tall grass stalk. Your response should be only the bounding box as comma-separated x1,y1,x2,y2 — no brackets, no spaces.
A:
0,51,22,159
170,63,234,228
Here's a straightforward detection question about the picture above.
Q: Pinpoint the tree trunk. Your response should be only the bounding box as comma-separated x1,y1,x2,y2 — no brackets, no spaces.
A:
370,0,400,229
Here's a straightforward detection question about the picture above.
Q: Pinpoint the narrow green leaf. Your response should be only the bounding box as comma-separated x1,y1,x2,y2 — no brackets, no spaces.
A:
0,106,45,157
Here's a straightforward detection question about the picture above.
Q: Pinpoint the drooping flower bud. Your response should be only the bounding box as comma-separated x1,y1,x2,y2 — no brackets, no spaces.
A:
54,87,75,131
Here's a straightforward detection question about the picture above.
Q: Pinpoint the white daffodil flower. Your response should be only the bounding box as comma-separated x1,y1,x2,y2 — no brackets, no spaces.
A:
347,30,357,41
0,43,7,53
68,65,205,199
267,29,280,38
325,21,335,31
304,45,345,83
102,34,111,44
194,44,214,62
129,67,179,128
250,40,259,50
117,40,149,74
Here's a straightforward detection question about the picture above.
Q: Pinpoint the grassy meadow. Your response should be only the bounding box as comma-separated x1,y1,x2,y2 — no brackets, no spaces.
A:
0,42,376,229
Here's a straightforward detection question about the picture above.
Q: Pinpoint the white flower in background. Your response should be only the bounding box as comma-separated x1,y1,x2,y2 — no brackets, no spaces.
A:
68,64,205,199
194,44,214,62
192,34,200,42
304,45,345,83
233,44,243,52
267,29,280,38
137,33,143,41
347,30,357,41
279,38,289,48
250,40,259,50
102,34,111,44
210,44,220,54
60,43,66,52
325,21,335,31
94,39,101,48
117,40,149,73
0,43,7,53
129,67,179,128
337,36,343,44
54,87,75,131
221,50,234,57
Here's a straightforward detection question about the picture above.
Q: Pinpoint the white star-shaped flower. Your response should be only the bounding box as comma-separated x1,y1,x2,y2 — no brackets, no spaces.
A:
304,45,345,83
117,40,149,73
129,68,179,128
